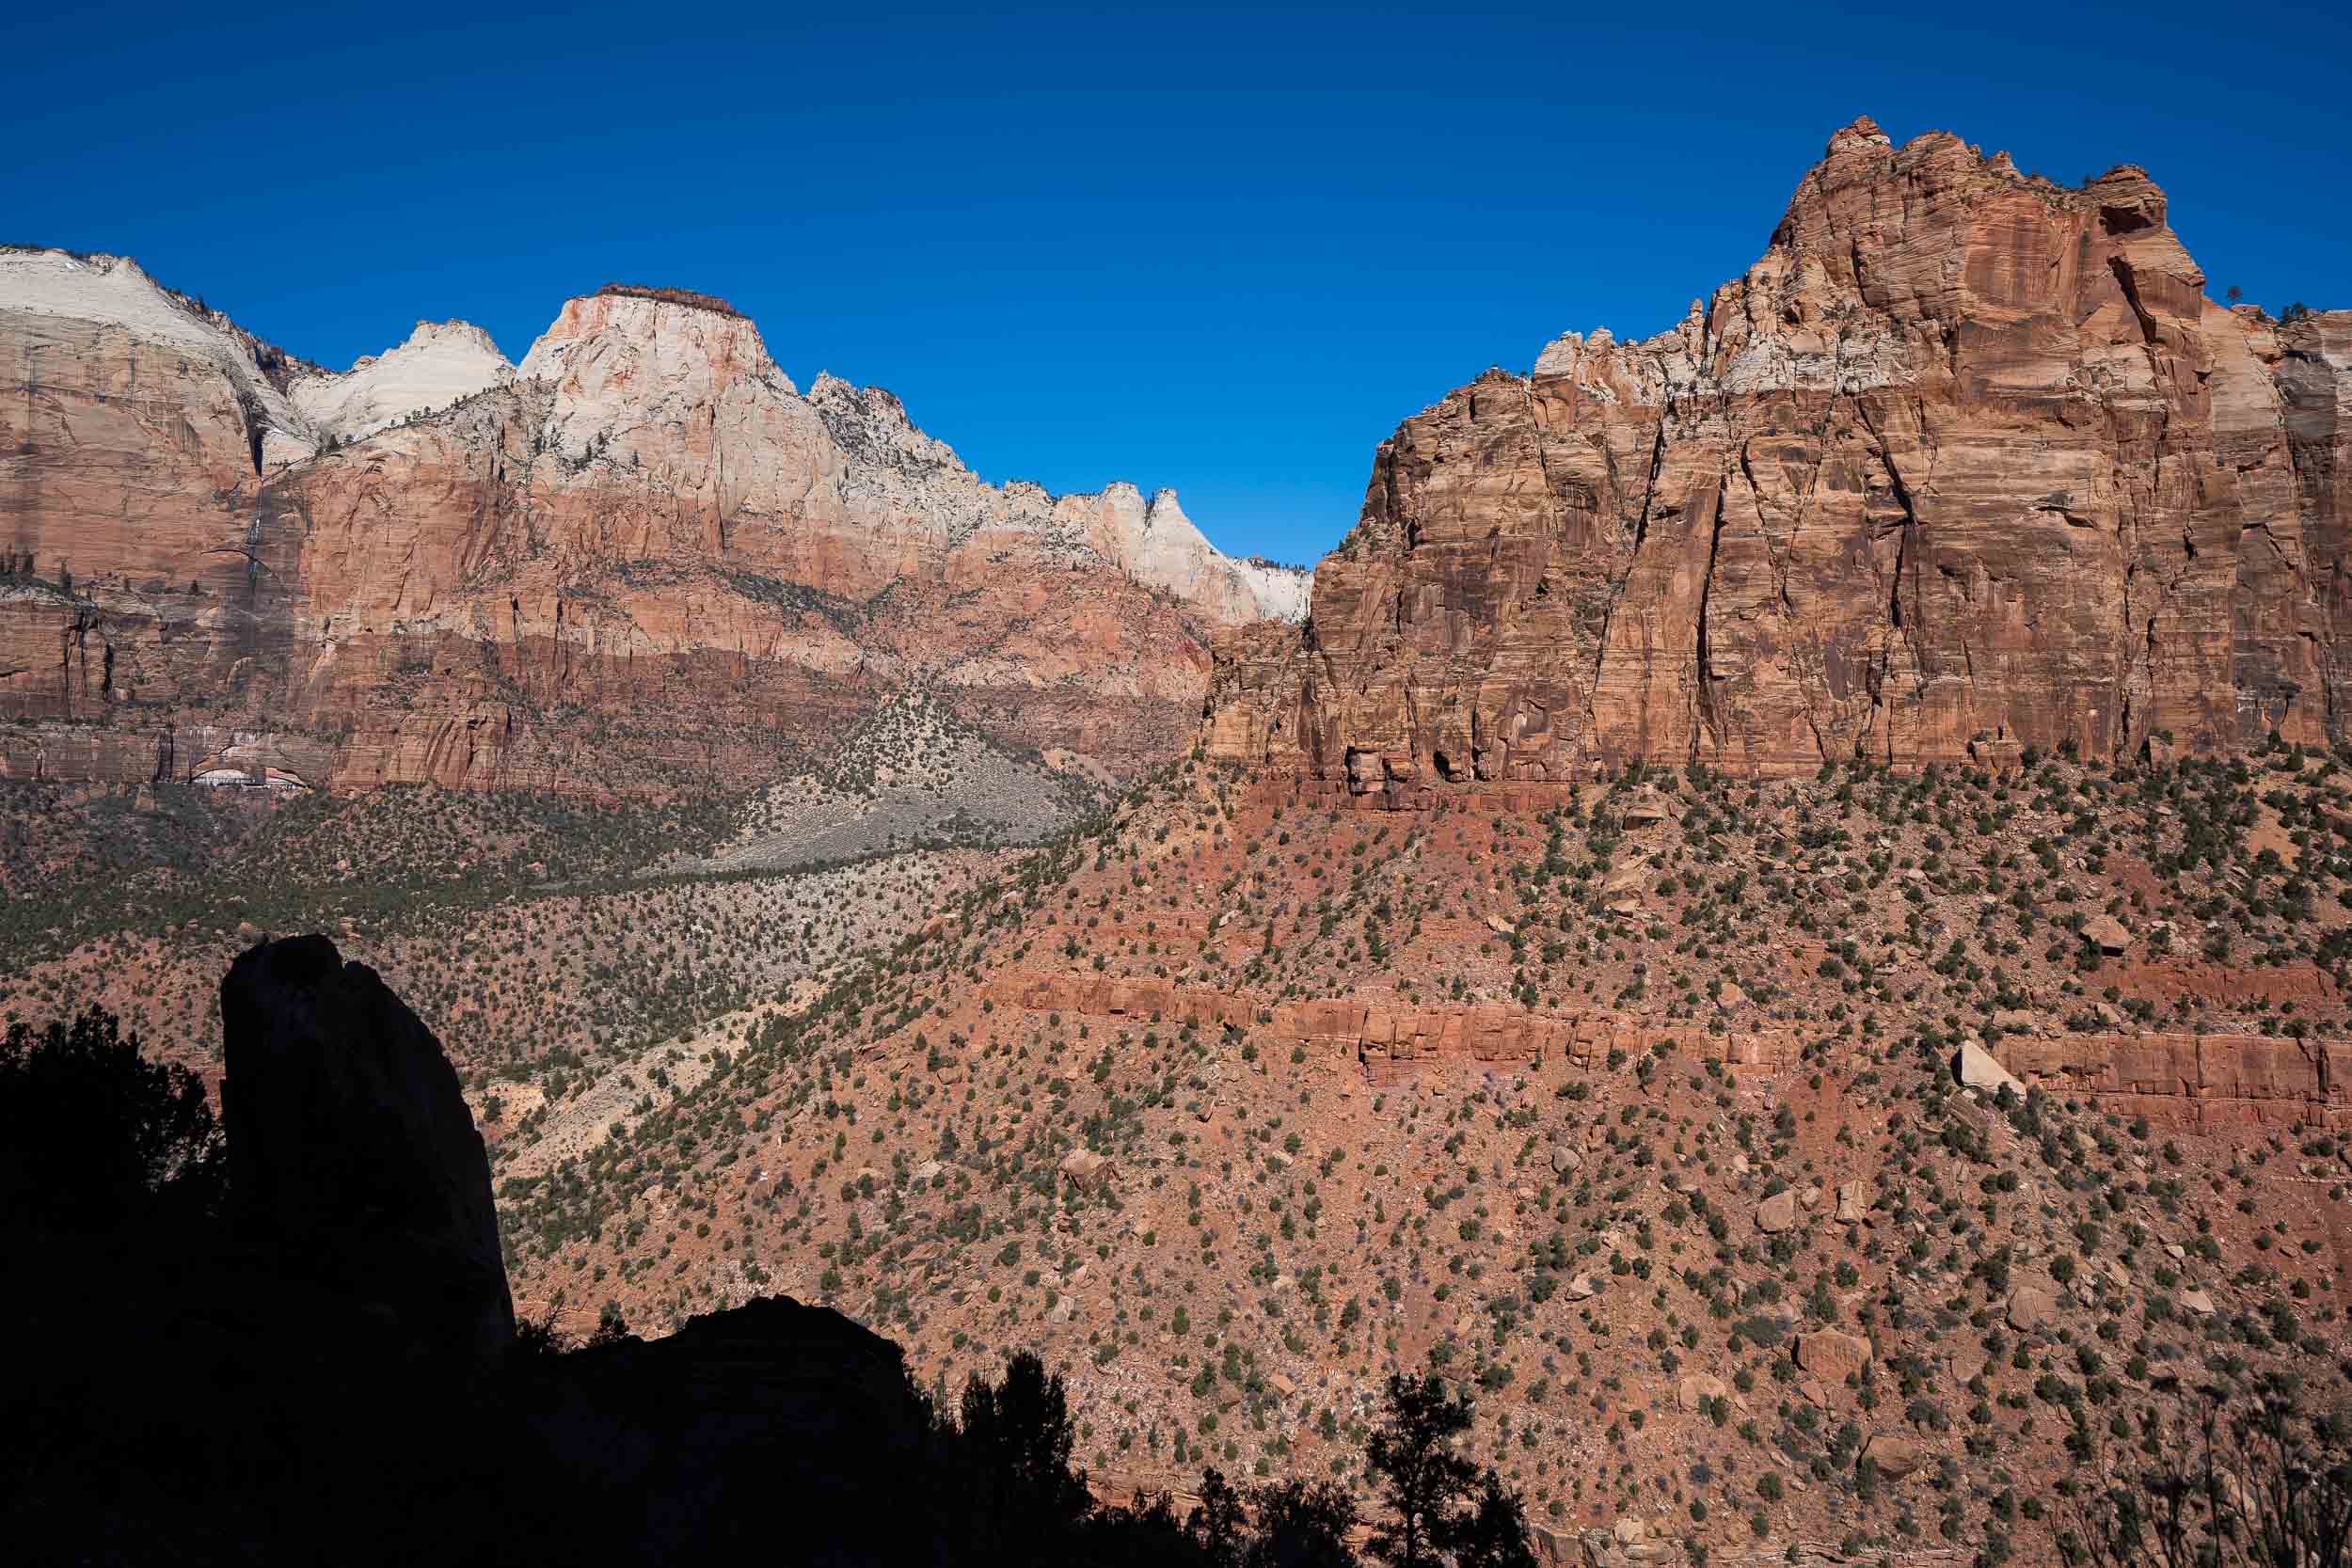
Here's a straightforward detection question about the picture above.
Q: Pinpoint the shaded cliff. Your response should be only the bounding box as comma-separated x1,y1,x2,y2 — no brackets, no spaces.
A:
0,939,1172,1565
1205,119,2352,793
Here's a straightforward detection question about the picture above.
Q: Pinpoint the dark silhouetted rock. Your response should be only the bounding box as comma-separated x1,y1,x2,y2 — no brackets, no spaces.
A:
220,934,514,1362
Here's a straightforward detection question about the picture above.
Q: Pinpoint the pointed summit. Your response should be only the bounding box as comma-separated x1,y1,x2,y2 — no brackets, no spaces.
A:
1825,115,1892,154
291,319,514,444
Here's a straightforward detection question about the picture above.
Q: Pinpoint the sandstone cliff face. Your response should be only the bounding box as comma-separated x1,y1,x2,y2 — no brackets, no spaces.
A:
1,253,1303,797
1206,119,2352,792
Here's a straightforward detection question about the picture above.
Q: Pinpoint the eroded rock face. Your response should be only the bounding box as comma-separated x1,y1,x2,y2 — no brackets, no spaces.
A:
1206,118,2352,786
0,254,1305,797
220,934,515,1362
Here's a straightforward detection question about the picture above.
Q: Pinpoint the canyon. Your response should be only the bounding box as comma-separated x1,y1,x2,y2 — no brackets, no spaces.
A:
8,114,2352,1568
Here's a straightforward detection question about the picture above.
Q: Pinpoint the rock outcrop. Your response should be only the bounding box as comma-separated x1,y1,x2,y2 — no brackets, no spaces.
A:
986,967,2352,1130
220,933,514,1361
0,249,1306,798
1205,119,2352,788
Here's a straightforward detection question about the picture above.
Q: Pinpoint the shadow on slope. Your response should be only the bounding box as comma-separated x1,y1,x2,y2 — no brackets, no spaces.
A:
0,937,1511,1568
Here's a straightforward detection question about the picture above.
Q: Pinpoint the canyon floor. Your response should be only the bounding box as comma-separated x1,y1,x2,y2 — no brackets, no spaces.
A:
9,740,2352,1565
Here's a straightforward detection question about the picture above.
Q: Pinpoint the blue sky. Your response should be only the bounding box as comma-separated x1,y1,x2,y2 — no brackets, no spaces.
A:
7,2,2347,567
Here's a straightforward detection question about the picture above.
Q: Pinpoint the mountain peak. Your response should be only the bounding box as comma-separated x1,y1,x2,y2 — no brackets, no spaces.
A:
1824,114,1892,153
588,281,745,318
293,319,514,443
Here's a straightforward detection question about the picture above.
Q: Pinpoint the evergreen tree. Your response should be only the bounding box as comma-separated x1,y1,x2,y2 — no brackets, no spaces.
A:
1365,1362,1534,1568
1366,1369,1479,1568
1190,1465,1247,1567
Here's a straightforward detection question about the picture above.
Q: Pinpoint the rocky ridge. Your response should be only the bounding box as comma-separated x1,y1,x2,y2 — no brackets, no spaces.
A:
0,250,1305,800
1206,118,2352,792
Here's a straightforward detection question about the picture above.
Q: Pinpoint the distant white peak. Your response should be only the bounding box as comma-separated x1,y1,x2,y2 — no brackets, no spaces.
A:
1,247,228,352
1074,482,1311,624
292,318,514,443
2,245,318,466
399,318,503,357
517,291,791,394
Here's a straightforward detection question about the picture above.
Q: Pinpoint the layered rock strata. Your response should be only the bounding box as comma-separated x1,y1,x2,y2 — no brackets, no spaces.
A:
1205,119,2352,792
989,970,2350,1130
0,250,1306,797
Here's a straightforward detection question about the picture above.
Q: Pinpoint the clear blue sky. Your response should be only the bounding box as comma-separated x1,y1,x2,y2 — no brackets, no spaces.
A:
7,2,2346,568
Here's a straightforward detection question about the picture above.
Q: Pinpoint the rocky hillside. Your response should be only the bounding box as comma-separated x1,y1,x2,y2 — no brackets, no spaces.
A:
1207,119,2352,790
0,252,1307,800
485,741,2352,1566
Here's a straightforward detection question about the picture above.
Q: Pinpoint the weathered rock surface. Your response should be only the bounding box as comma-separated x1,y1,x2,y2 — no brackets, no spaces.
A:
219,933,514,1361
2007,1284,2060,1331
1205,119,2352,787
0,256,1306,798
1795,1328,1873,1388
2082,913,2135,956
1956,1038,2024,1095
1059,1148,1115,1193
987,966,2352,1131
1863,1433,1935,1480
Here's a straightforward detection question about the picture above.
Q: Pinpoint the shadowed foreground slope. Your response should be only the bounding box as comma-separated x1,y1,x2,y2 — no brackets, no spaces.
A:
0,936,1535,1568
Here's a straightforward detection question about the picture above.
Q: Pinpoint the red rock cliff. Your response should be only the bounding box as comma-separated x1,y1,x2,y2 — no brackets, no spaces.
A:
0,252,1304,797
1206,119,2352,793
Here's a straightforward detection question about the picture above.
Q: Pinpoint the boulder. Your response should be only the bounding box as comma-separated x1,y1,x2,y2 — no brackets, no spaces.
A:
1059,1148,1114,1193
1677,1372,1733,1411
1620,791,1672,827
1955,1039,2023,1095
2007,1284,2059,1332
1796,1328,1872,1388
1756,1187,1800,1233
1863,1433,1934,1480
2081,914,2134,957
1834,1178,1868,1224
1531,1524,1577,1563
219,934,514,1363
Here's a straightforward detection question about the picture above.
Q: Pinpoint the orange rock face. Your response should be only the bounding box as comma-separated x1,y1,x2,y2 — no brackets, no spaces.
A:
1,255,1297,797
1206,119,2352,793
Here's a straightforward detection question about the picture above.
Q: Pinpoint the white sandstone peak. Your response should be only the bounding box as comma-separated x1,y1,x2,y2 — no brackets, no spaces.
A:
515,291,808,478
292,318,515,444
0,248,222,349
1,245,317,467
1068,481,1308,625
